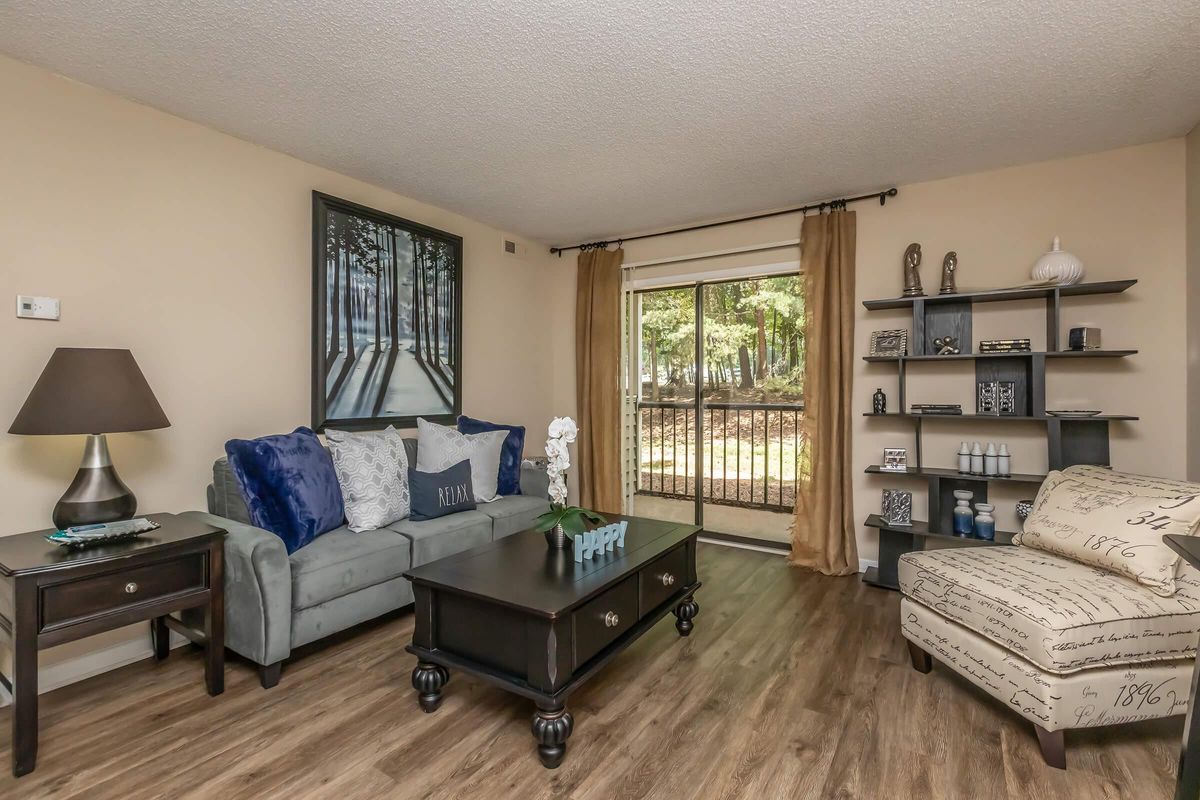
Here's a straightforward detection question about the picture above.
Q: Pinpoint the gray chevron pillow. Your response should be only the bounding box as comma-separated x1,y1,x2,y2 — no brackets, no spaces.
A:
415,418,507,502
326,426,411,532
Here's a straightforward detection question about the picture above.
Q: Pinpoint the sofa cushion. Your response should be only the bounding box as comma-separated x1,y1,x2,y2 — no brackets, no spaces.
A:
326,426,411,532
1015,465,1200,596
289,526,411,611
457,415,526,496
416,418,507,502
479,495,551,539
224,427,345,554
409,460,476,521
899,546,1200,674
388,510,492,566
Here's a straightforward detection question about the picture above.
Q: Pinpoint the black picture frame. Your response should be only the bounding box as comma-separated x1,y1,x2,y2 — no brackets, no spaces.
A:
312,191,463,431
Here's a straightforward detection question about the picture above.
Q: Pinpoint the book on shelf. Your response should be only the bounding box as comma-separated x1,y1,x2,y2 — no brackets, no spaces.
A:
979,338,1032,353
910,404,963,415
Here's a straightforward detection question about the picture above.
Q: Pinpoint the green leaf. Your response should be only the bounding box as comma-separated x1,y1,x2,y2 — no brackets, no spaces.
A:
560,513,586,537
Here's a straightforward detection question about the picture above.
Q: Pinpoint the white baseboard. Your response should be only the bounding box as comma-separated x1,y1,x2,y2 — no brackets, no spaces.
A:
0,631,187,708
698,536,788,556
699,537,879,577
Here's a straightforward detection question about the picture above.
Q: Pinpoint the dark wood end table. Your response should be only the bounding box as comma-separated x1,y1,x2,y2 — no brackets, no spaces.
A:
405,515,702,768
0,512,226,777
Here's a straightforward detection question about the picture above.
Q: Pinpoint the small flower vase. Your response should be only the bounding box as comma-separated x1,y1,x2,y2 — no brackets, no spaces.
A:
953,490,975,536
545,522,568,550
872,388,886,415
974,503,996,541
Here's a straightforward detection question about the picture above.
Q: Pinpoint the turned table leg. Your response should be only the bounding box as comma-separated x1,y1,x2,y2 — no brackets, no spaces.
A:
673,594,699,636
412,661,449,713
531,701,574,769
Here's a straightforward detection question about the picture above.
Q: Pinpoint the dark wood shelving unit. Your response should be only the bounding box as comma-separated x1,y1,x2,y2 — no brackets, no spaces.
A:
861,279,1136,310
863,412,1139,421
863,349,1137,363
864,465,1046,484
862,278,1137,590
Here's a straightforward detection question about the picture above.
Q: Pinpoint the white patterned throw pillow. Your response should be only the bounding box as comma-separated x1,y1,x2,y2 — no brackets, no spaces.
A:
415,418,507,503
326,426,411,532
1015,465,1200,596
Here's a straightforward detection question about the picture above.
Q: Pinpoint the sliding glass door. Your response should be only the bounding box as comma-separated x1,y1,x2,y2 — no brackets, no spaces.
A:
629,273,804,544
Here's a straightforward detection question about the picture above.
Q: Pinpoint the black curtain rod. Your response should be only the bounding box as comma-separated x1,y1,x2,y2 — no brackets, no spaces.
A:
549,187,897,256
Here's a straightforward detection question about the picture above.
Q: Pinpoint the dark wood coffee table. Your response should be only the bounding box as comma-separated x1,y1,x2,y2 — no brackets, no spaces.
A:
404,514,701,768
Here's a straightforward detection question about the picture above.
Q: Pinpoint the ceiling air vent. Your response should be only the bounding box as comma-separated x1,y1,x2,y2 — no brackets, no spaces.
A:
504,239,517,254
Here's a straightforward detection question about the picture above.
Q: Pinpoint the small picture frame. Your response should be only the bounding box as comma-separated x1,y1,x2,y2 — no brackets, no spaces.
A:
881,489,913,527
976,380,999,415
869,329,908,358
880,447,908,472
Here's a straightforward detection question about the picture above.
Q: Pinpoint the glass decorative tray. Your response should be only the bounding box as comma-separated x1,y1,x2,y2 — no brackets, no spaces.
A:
47,518,161,549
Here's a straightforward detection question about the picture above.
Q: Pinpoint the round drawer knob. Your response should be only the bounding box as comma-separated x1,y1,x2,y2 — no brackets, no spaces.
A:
124,582,138,594
660,573,676,587
604,611,620,628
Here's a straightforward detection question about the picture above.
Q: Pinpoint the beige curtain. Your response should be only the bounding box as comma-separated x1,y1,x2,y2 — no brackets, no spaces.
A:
575,247,625,513
790,210,858,575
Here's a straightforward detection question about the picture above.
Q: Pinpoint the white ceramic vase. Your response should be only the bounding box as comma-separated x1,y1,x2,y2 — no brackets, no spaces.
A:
1031,236,1085,285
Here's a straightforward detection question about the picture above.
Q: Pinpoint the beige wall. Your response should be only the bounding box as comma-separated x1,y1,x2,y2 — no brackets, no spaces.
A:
0,55,561,671
564,139,1188,565
1188,123,1200,480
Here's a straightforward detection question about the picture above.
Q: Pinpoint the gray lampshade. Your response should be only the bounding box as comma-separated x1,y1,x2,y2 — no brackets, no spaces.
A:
9,348,170,435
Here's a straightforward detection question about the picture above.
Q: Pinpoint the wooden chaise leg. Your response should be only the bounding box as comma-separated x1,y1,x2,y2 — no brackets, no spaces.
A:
906,641,932,674
1034,724,1066,769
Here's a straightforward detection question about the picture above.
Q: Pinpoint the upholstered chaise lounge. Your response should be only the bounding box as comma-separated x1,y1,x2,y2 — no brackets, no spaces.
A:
900,465,1200,768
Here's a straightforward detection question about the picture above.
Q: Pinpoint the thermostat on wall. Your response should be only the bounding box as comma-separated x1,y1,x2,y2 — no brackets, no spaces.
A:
16,295,60,320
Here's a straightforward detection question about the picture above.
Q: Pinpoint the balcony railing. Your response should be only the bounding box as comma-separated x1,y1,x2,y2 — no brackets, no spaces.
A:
637,401,803,513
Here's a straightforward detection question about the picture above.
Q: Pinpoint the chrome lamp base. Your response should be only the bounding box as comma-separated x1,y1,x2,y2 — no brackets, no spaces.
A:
52,434,137,529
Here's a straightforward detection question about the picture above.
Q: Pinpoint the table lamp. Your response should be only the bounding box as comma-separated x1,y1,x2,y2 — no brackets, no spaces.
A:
9,348,170,529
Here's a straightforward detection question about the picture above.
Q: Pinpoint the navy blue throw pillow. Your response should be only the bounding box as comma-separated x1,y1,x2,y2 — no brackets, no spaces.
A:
457,415,525,496
224,427,345,554
409,460,477,521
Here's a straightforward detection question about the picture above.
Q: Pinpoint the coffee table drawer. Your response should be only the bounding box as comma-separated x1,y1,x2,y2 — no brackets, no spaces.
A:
42,555,207,630
573,575,637,668
640,544,688,613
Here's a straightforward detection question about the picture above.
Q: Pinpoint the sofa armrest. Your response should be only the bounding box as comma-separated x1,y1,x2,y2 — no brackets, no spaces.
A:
520,461,549,499
179,511,292,667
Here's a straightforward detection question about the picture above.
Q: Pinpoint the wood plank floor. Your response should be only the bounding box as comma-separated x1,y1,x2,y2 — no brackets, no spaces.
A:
0,543,1183,799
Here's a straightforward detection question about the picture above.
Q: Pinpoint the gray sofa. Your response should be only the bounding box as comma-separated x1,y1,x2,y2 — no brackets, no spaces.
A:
181,437,549,688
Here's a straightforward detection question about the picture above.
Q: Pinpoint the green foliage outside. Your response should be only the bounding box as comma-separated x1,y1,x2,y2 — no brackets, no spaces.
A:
638,276,805,403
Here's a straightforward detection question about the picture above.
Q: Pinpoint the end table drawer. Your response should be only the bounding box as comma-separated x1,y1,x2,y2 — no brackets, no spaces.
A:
572,576,637,668
41,555,207,630
640,544,688,613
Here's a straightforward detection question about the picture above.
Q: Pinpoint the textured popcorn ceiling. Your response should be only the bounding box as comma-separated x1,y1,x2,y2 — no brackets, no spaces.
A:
1,1,1198,244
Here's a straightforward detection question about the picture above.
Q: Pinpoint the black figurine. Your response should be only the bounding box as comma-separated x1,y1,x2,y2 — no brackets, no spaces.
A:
873,388,887,414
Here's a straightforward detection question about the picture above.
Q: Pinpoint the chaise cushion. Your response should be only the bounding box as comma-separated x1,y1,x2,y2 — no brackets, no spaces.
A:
479,494,552,539
388,510,492,566
1015,465,1200,596
289,526,411,611
899,546,1200,674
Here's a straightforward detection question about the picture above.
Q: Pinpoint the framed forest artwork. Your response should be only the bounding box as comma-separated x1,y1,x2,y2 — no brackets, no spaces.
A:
312,192,462,430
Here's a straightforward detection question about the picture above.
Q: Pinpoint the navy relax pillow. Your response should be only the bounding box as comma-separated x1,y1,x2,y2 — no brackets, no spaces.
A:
409,459,477,521
225,427,345,554
457,415,524,496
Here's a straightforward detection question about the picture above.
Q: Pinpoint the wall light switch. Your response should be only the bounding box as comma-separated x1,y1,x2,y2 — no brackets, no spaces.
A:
16,295,60,320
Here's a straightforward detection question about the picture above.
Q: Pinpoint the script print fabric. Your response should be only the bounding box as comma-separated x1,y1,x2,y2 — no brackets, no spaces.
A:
327,426,411,532
901,597,1191,731
899,546,1200,674
1014,466,1200,596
